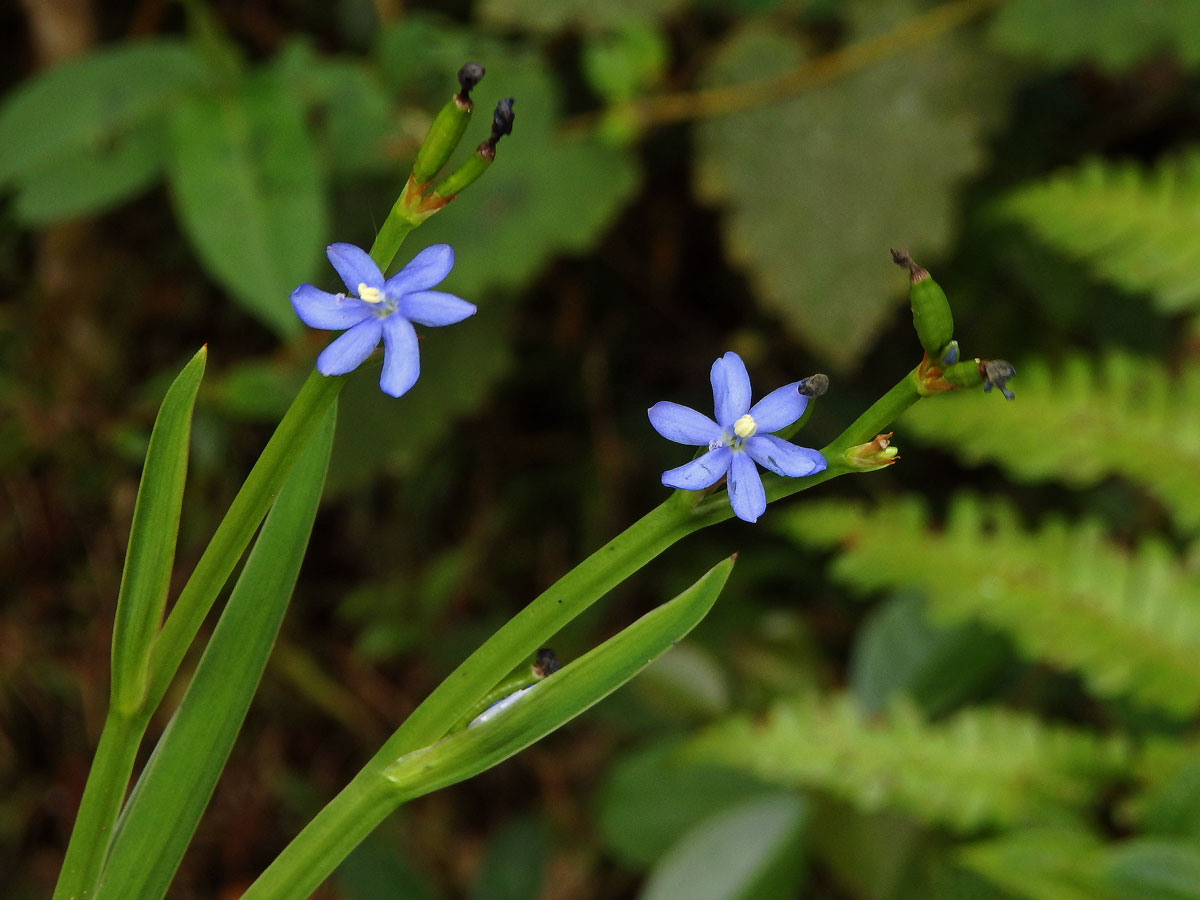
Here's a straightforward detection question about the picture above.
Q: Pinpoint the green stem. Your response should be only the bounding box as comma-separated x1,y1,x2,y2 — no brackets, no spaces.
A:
51,710,141,900
243,363,926,900
369,201,419,273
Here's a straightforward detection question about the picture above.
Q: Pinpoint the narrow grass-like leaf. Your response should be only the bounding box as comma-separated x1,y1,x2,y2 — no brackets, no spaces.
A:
95,403,335,900
111,347,207,715
639,794,808,900
242,556,733,900
145,367,342,714
383,556,734,799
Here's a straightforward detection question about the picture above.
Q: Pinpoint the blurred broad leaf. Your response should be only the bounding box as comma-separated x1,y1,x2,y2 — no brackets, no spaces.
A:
1136,750,1200,841
275,39,397,176
694,0,1002,368
166,69,325,338
961,828,1113,900
325,298,511,493
849,592,1012,717
633,642,731,720
335,828,442,900
597,739,775,868
988,0,1200,70
582,22,669,103
638,793,808,900
476,0,689,34
1105,839,1200,900
998,154,1200,314
468,817,547,900
0,41,205,222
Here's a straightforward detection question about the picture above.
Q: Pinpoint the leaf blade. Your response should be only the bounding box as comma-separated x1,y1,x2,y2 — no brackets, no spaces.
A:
96,403,336,900
382,556,735,799
110,347,207,715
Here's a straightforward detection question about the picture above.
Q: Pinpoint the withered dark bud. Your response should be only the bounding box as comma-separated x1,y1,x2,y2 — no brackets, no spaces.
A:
457,62,485,102
798,374,829,398
533,648,560,678
490,98,515,146
980,359,1016,400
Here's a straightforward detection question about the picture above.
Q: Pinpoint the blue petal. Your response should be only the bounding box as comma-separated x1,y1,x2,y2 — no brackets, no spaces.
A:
316,318,382,376
399,290,477,327
749,382,808,433
727,451,766,523
290,284,374,330
662,447,731,490
327,243,384,295
745,435,827,477
711,351,751,429
380,315,420,397
648,401,722,445
385,244,455,296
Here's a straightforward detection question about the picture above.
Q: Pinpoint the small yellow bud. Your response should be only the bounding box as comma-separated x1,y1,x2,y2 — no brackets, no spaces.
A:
359,284,384,304
733,414,758,439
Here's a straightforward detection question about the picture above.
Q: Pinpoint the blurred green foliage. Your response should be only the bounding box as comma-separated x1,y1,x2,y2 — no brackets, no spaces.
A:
6,0,1200,898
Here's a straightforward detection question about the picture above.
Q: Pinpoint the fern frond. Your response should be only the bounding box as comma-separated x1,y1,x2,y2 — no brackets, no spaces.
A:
900,352,1200,534
779,495,1200,717
998,154,1200,312
687,693,1127,832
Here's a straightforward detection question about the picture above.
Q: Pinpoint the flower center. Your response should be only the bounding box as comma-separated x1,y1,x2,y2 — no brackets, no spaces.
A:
358,283,384,304
733,413,758,439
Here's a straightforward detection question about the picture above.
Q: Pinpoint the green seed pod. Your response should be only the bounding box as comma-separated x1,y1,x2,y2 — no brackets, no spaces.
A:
432,98,515,200
410,63,485,185
892,249,954,357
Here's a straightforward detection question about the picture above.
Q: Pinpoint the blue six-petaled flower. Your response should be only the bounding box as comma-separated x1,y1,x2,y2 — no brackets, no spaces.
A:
291,243,476,398
648,352,827,523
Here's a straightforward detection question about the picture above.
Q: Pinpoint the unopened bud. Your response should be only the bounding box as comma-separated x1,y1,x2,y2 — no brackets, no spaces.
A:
844,433,899,470
432,98,516,200
411,63,484,185
892,249,954,358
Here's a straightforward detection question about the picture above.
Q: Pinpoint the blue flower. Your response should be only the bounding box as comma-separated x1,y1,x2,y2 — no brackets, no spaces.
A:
291,243,476,398
648,352,827,523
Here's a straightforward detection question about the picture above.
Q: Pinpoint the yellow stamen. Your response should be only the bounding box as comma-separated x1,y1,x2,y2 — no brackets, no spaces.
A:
733,413,757,439
358,283,384,304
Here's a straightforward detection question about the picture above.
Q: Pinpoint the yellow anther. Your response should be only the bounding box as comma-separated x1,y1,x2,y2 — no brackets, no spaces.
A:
733,413,757,439
358,284,384,304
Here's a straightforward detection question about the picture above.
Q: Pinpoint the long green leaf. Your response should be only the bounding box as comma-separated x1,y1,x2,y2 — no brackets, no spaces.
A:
95,402,336,900
53,349,207,900
145,367,342,715
383,555,735,799
111,347,207,715
242,555,734,900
